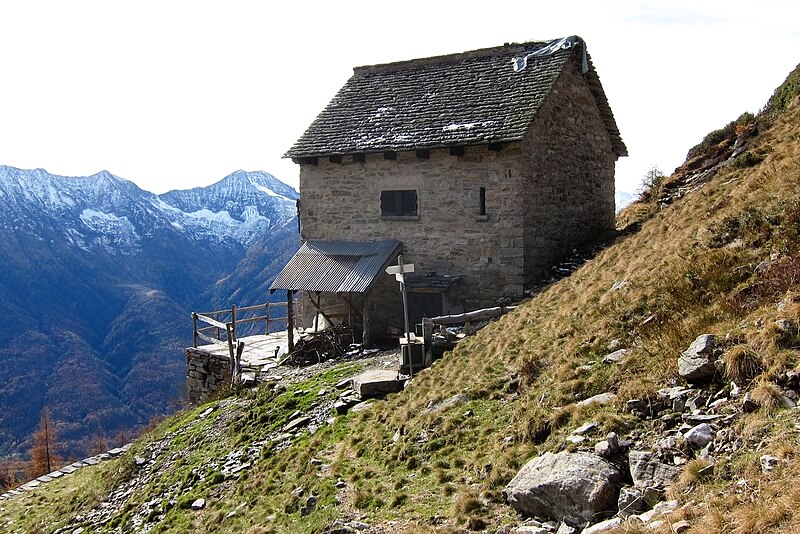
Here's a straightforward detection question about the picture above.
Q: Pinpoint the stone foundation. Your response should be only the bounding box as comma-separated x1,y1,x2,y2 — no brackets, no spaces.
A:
186,347,231,404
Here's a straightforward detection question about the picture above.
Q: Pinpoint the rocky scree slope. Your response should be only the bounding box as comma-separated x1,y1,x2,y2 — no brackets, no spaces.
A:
2,65,800,533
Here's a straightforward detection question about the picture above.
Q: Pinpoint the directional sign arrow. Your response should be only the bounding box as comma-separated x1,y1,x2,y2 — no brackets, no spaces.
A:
386,263,415,275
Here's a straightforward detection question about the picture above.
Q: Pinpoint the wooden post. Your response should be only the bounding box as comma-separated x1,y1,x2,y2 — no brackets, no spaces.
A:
265,303,270,334
422,317,433,347
231,304,237,341
287,291,295,352
226,323,236,382
233,340,245,386
192,312,198,348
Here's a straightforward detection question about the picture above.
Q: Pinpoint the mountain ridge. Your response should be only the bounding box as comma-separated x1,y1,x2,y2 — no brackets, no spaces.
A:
0,166,301,459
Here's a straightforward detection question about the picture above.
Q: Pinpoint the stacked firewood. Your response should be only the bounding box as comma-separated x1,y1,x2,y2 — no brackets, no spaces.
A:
289,325,355,365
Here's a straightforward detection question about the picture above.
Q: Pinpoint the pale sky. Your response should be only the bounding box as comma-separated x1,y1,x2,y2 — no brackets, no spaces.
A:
1,1,798,195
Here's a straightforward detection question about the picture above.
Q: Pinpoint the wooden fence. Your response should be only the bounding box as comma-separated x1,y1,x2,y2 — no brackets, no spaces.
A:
191,301,300,384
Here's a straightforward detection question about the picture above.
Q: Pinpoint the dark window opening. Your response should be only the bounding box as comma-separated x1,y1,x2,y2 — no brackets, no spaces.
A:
381,190,418,217
479,187,486,216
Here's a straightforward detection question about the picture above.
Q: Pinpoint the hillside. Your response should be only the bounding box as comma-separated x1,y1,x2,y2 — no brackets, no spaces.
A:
2,66,800,533
0,168,300,460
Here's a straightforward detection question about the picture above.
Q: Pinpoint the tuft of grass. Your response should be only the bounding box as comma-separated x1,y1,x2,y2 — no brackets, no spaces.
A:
670,458,715,497
750,380,784,414
723,345,763,385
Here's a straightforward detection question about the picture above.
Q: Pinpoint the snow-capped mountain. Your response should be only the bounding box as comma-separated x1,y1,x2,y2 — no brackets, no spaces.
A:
0,166,298,253
0,166,300,459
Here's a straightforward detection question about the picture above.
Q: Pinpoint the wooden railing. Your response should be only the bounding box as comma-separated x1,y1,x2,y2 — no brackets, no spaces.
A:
192,301,297,347
191,300,300,384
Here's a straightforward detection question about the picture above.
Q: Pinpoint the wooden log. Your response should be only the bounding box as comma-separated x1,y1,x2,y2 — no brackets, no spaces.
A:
430,305,516,325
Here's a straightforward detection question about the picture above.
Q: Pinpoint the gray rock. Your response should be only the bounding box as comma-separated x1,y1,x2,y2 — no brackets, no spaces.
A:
678,334,717,381
594,433,620,458
742,392,759,413
556,524,577,534
686,395,707,411
350,401,374,413
635,499,679,523
512,526,549,534
573,421,600,435
352,370,402,398
582,517,622,534
503,451,622,526
684,423,713,448
191,498,205,510
284,416,311,432
683,413,725,424
658,386,697,400
617,486,659,517
628,450,681,490
673,520,691,533
577,392,617,407
626,399,648,413
602,349,627,364
760,455,779,473
428,393,468,413
333,400,351,415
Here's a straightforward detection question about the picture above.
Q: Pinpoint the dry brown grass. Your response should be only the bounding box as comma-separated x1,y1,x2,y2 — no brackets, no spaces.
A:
751,380,785,414
723,344,764,385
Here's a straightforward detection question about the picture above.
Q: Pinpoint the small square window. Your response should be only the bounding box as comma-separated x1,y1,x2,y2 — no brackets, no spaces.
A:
381,190,417,217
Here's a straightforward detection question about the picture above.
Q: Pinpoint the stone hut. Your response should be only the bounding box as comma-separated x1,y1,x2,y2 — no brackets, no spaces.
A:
272,36,626,344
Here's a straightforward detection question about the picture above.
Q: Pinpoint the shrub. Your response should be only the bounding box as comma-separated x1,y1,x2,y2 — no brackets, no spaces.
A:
732,151,765,169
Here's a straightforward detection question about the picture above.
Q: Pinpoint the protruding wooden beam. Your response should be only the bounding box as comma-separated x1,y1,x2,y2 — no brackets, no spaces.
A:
488,142,503,151
449,146,465,157
329,155,342,164
415,149,430,159
299,156,318,165
353,153,366,163
383,151,397,160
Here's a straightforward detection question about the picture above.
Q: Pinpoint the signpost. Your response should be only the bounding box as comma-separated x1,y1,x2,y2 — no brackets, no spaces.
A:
386,256,417,376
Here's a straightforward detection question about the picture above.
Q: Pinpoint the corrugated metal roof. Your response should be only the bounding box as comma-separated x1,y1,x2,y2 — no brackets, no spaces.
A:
270,239,402,294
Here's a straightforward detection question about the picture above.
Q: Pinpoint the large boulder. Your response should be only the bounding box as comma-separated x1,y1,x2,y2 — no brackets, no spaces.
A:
678,334,717,381
503,451,622,526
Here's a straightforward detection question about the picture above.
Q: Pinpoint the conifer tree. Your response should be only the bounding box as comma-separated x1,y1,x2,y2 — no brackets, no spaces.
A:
29,408,60,478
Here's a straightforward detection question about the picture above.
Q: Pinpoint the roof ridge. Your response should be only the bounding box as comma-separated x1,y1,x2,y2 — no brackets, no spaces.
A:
353,40,553,75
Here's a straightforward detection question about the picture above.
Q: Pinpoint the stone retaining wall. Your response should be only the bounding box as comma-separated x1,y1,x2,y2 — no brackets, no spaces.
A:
186,348,231,404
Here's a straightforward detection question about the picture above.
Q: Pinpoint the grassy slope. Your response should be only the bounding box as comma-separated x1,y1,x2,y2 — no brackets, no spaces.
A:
2,70,800,534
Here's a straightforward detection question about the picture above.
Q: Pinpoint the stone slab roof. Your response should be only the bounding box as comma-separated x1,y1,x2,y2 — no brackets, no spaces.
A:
404,273,461,292
286,36,626,159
